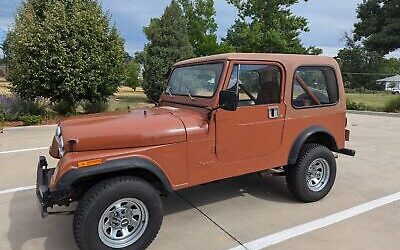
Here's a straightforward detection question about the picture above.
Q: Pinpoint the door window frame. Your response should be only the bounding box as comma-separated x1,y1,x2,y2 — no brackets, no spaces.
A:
223,60,285,108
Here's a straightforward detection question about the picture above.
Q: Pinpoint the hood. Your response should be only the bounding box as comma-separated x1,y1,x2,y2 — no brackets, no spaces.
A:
59,108,188,152
160,106,209,141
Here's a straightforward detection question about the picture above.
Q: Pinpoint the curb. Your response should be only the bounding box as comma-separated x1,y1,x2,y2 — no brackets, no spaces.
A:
3,124,56,131
347,110,400,118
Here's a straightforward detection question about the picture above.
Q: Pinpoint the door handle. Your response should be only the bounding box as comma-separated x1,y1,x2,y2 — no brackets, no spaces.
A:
268,107,279,119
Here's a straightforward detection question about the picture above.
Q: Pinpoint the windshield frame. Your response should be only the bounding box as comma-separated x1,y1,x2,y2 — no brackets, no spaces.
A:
166,62,225,99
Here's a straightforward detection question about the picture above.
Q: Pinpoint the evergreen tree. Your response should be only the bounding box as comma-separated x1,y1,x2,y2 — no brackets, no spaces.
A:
142,0,193,103
3,0,126,109
224,0,321,54
354,0,400,55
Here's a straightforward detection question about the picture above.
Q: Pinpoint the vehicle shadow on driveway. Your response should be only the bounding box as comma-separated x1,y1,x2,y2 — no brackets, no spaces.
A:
167,173,296,215
7,174,294,249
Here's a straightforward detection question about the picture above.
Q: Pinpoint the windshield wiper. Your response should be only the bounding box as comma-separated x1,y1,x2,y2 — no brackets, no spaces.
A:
165,86,173,98
185,87,195,100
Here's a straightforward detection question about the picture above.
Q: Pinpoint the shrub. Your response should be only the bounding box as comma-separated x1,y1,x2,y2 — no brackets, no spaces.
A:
345,88,384,94
384,96,400,113
0,95,46,121
83,100,109,114
4,0,126,107
0,113,5,128
346,99,368,111
19,114,43,126
52,100,77,116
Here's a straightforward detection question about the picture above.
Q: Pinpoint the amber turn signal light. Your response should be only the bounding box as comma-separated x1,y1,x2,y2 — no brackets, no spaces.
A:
77,159,103,168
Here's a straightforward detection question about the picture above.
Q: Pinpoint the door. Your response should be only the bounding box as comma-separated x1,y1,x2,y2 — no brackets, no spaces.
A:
215,62,286,162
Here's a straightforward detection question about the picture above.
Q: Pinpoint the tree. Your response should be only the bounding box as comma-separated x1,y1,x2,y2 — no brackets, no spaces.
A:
142,0,193,103
382,58,400,74
3,0,126,109
224,0,321,54
336,33,399,90
125,61,141,91
124,52,133,63
178,0,221,56
354,0,400,55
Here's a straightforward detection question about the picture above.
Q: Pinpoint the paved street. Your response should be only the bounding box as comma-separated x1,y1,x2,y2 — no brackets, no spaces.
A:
0,113,399,250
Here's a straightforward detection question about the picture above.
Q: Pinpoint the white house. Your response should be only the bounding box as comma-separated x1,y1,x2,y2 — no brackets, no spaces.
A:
376,75,400,91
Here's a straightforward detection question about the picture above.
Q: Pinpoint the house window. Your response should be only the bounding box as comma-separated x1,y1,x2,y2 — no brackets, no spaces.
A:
292,67,339,108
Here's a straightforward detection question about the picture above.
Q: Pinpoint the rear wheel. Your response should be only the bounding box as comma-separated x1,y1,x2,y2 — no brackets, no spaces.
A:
73,176,163,250
286,143,336,202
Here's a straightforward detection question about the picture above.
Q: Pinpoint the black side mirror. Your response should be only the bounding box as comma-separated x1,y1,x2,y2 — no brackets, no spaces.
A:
219,90,238,111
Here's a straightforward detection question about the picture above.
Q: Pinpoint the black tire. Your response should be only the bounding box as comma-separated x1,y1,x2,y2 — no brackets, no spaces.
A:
73,176,163,250
286,143,336,202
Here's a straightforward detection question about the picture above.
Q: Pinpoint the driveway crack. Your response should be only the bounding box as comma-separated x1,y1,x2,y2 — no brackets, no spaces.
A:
175,192,249,250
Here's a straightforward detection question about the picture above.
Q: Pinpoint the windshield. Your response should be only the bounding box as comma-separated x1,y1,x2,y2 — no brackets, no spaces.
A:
167,63,224,98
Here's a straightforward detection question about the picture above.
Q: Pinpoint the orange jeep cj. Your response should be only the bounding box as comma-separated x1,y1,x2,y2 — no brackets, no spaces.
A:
36,53,355,250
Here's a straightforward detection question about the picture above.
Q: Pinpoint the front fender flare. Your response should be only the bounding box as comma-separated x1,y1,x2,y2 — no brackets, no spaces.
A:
56,157,173,193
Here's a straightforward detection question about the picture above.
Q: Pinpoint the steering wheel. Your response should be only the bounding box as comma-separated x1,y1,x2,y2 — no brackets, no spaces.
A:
239,84,257,103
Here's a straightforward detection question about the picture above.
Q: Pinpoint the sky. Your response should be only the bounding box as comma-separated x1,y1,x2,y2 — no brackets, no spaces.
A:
1,0,397,58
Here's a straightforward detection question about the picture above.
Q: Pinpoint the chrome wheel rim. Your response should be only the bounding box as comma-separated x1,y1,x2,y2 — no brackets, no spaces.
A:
306,158,330,192
98,198,149,248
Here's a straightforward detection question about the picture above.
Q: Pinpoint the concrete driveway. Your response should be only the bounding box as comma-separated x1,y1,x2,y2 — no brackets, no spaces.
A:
0,113,399,250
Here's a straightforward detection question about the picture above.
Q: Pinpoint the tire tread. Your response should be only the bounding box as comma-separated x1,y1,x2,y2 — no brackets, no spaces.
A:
73,176,162,250
286,143,336,203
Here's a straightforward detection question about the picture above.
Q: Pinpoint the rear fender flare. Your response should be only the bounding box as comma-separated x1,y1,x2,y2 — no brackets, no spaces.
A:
288,126,338,165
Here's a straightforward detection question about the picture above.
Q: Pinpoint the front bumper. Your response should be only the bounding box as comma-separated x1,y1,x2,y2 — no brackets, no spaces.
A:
36,156,55,218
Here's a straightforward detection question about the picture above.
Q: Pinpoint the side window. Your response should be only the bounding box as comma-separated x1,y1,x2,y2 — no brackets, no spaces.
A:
227,64,281,106
292,67,339,108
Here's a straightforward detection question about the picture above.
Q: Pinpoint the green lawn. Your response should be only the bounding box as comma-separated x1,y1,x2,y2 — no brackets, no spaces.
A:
346,93,398,111
108,87,153,111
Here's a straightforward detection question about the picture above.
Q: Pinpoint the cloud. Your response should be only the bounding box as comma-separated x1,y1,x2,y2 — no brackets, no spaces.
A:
293,0,362,54
387,49,400,59
0,0,21,29
0,27,6,40
0,17,13,31
99,0,170,53
319,47,341,57
214,0,237,39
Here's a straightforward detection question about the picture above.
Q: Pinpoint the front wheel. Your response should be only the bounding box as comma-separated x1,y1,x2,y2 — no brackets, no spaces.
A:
286,143,337,202
73,176,163,250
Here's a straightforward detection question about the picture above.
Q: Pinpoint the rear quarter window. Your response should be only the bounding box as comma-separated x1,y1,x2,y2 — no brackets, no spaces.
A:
292,66,339,108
